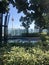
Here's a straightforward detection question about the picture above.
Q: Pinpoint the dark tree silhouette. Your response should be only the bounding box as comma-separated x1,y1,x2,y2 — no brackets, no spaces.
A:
15,0,47,33
20,16,32,35
0,0,10,45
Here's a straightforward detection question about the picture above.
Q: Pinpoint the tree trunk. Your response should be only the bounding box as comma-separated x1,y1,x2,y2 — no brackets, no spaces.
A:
4,13,8,44
26,28,29,36
4,26,8,44
0,13,3,46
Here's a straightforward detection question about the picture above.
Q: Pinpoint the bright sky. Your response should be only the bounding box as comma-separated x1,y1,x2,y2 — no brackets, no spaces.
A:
8,4,35,29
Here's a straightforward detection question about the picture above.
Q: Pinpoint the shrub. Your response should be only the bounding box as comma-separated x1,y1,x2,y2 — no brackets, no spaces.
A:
40,33,46,41
0,42,49,65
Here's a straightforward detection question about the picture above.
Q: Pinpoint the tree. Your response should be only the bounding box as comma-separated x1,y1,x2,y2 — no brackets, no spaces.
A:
0,0,49,45
7,0,49,34
15,0,28,13
0,0,14,45
41,0,49,13
20,16,32,35
14,0,46,33
0,0,9,45
28,0,47,33
4,12,9,44
43,13,49,33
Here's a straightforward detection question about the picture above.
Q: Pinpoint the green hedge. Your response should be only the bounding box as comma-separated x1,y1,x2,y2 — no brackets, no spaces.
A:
40,32,49,41
21,33,40,37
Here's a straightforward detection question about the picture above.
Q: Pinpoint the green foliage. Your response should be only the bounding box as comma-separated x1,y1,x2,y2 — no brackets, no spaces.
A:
0,42,49,65
18,0,47,32
40,34,46,41
20,16,31,34
15,0,28,13
0,0,15,13
40,32,49,42
0,0,9,13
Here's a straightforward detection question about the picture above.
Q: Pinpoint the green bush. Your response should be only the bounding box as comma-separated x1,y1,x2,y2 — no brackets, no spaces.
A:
40,33,46,41
40,35,46,41
0,42,49,65
40,32,49,42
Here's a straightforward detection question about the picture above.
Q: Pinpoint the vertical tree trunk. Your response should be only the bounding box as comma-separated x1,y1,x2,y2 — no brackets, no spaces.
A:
4,26,8,44
0,13,3,46
26,28,29,36
4,13,8,44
